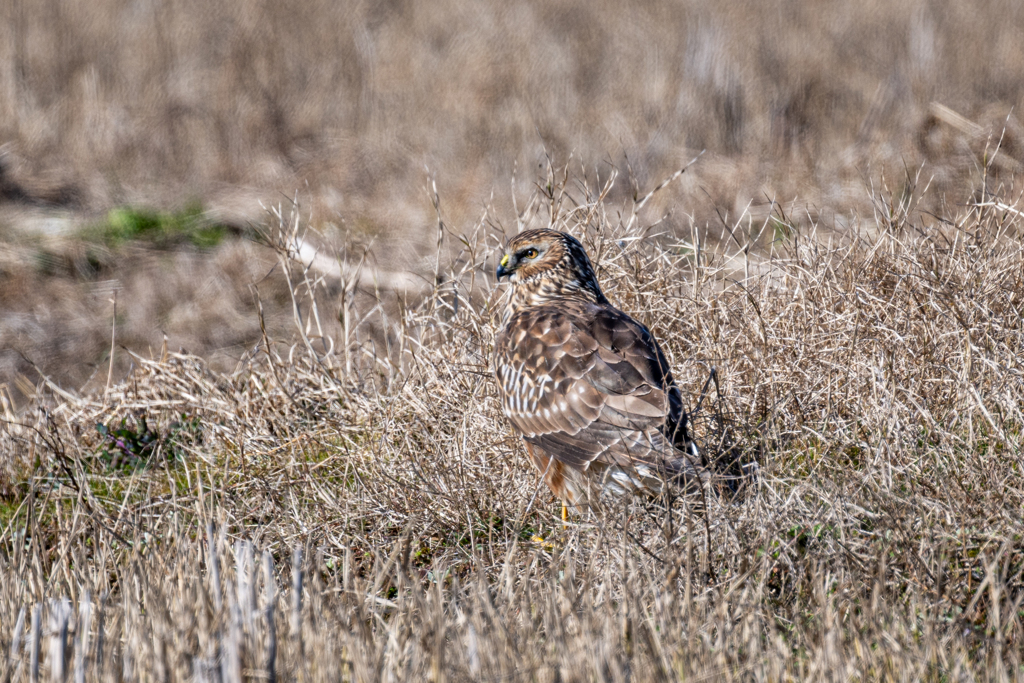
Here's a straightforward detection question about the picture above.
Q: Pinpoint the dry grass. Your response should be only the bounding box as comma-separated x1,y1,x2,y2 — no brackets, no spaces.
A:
6,0,1024,406
3,0,1024,225
1,166,1023,680
0,235,289,400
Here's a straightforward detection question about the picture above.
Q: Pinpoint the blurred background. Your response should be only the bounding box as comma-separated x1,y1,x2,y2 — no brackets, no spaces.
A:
2,0,1023,405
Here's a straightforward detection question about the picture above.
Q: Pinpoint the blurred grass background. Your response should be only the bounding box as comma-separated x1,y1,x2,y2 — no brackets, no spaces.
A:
2,0,1024,401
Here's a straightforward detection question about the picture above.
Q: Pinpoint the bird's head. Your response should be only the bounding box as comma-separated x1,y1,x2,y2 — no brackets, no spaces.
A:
496,229,607,306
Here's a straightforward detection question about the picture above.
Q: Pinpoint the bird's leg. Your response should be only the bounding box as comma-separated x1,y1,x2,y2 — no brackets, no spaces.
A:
562,501,568,523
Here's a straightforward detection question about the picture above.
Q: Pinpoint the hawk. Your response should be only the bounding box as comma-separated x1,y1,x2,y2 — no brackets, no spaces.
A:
493,228,706,513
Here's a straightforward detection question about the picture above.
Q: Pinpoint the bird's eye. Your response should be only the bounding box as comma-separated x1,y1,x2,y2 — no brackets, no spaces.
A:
521,248,539,260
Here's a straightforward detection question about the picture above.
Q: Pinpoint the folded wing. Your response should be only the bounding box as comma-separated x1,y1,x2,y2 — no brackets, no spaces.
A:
495,301,701,480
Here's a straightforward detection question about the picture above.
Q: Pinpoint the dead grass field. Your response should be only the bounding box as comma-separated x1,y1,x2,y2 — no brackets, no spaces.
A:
3,0,1024,219
1,167,1023,680
4,0,1024,400
1,1,1024,679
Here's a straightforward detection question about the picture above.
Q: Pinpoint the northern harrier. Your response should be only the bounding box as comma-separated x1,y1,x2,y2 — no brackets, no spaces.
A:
494,229,706,513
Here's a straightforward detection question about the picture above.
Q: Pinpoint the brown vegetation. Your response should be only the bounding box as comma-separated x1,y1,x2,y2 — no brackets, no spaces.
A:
2,1,1024,677
5,0,1024,404
2,0,1024,222
1,168,1022,679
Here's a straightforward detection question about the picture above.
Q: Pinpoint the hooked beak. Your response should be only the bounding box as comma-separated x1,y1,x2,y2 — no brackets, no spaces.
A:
496,253,511,280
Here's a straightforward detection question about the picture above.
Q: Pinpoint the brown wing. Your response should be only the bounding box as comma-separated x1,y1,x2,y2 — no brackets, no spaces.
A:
494,301,701,479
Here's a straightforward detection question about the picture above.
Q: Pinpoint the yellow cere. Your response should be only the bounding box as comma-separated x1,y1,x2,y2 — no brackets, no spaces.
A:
500,254,510,267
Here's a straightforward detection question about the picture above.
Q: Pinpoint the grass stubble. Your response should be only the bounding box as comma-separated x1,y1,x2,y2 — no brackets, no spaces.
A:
1,164,1023,681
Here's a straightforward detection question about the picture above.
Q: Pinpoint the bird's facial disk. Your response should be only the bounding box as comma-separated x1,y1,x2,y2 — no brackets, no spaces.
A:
496,243,545,280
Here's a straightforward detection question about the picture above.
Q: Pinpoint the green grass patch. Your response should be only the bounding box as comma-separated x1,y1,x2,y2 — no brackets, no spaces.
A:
87,202,228,249
0,494,26,533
